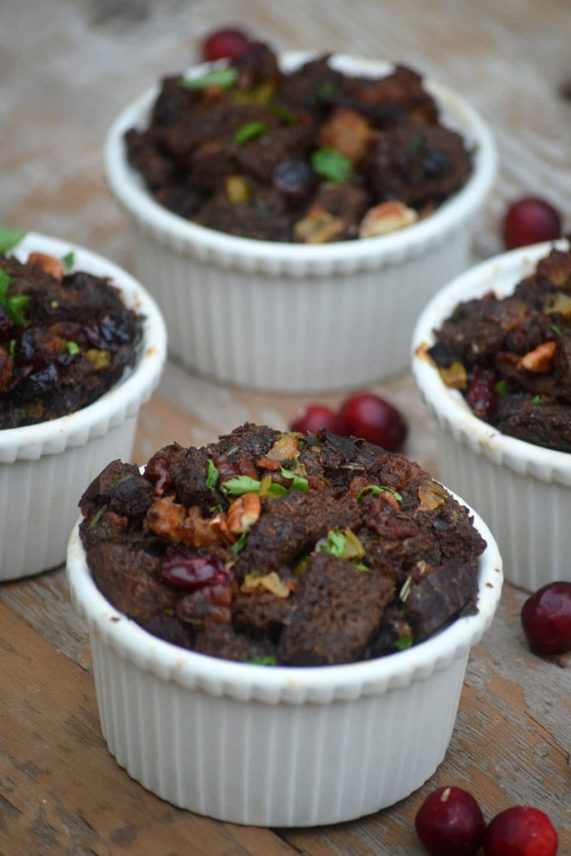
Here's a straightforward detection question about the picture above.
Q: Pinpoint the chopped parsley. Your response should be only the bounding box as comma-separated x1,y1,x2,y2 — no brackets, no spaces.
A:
62,251,75,271
0,226,26,254
206,458,220,490
395,633,413,651
221,475,261,496
231,530,249,554
66,340,80,355
550,323,564,337
180,66,238,91
222,468,308,498
0,269,31,326
357,484,403,502
7,339,16,358
249,655,277,666
318,528,347,558
532,394,542,406
495,379,508,397
268,102,296,125
311,147,352,183
234,121,267,145
279,466,308,493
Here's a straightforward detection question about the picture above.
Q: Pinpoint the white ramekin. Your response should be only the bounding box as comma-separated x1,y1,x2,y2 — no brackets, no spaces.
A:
66,497,502,827
412,240,571,592
0,232,167,581
104,53,497,392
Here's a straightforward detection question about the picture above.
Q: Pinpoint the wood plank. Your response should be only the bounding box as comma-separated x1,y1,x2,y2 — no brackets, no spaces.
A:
0,603,299,856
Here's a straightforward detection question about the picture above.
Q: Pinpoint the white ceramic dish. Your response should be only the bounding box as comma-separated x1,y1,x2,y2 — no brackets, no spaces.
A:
0,232,167,580
104,53,497,392
66,496,501,827
412,240,570,591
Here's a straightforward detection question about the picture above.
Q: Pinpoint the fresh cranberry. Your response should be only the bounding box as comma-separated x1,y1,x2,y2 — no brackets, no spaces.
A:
161,553,227,591
176,584,234,625
467,366,498,420
201,28,252,62
338,392,407,451
503,197,562,250
290,404,348,436
415,786,486,856
483,806,558,856
521,582,571,655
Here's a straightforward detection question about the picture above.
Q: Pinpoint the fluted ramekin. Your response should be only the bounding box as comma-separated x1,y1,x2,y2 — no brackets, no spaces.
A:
104,53,497,392
0,233,166,581
412,240,570,591
66,498,501,827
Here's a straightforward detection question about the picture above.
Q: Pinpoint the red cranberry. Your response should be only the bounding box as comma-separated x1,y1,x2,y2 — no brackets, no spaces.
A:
338,392,407,451
467,366,498,420
415,786,486,856
503,197,562,250
201,28,252,62
521,581,571,655
161,553,227,591
484,806,558,856
290,404,348,436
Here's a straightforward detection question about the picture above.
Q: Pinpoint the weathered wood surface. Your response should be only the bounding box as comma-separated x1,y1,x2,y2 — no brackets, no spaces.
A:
1,0,571,852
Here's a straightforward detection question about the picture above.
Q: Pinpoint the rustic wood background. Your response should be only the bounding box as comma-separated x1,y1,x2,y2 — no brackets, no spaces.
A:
1,0,570,853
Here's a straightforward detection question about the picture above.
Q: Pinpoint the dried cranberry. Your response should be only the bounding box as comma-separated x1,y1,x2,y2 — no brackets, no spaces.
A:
290,404,348,436
521,581,571,655
423,147,450,179
483,806,558,856
272,159,315,205
143,443,182,494
338,392,407,451
25,362,59,396
503,197,562,250
201,28,251,62
176,584,234,625
415,786,486,856
467,366,498,420
161,552,228,591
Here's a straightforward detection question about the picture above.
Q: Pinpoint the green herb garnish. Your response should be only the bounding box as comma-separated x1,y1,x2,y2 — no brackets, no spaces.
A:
395,633,413,651
5,294,30,326
318,528,347,558
208,503,223,515
180,66,238,91
311,147,352,183
231,530,249,554
495,379,508,397
66,340,80,355
0,226,26,254
206,458,220,490
249,655,277,666
266,482,288,498
7,339,16,358
357,484,403,502
268,102,296,125
550,323,564,337
88,504,108,530
279,467,309,493
532,394,542,406
0,269,11,302
62,251,75,272
221,475,261,496
234,121,267,145
354,563,369,571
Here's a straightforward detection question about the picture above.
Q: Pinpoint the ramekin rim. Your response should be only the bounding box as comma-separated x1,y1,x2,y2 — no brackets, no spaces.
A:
411,239,571,477
0,232,167,457
66,491,502,697
103,51,497,266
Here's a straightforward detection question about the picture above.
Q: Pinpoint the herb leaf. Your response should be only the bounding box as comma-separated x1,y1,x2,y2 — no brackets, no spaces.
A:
532,394,542,406
234,121,267,145
279,466,309,493
0,269,11,302
6,295,30,326
268,102,296,125
231,530,249,554
311,147,352,182
495,379,507,397
318,528,347,558
206,458,220,490
66,340,80,355
180,66,238,91
0,226,26,254
249,655,277,666
395,633,413,651
62,251,75,271
357,484,403,502
550,323,564,337
7,339,16,358
221,475,261,496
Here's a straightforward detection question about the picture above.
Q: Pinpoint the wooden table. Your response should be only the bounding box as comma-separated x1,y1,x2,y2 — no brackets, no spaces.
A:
1,0,570,852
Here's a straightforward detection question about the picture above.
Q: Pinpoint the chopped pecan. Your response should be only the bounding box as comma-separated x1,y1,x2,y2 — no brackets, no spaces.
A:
227,492,261,534
318,108,373,162
27,252,64,282
517,340,557,374
358,200,418,238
